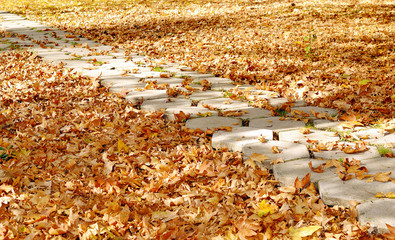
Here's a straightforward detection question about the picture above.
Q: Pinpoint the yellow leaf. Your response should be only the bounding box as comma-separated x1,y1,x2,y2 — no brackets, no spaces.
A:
289,225,322,240
299,127,311,134
358,79,370,85
197,112,212,117
257,200,275,217
117,139,129,153
271,146,282,154
248,153,270,164
375,192,395,199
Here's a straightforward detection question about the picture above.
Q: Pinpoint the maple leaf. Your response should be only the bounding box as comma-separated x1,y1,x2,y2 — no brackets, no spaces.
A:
294,173,311,190
199,79,211,90
271,146,282,154
308,161,324,173
373,172,392,182
48,224,68,235
173,111,190,123
289,225,322,240
151,211,178,222
115,88,131,98
383,224,395,240
245,153,270,168
234,217,261,240
299,127,311,134
256,200,276,217
117,139,129,153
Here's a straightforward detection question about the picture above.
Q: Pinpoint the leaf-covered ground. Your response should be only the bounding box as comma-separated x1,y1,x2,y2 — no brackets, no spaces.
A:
0,47,385,238
1,0,394,124
0,0,394,239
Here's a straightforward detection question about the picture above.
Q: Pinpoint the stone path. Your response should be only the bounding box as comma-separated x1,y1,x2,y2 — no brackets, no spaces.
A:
1,11,394,234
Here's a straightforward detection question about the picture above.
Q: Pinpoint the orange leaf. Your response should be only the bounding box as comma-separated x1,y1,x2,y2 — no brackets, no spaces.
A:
374,172,392,182
308,161,325,173
173,111,190,123
383,224,395,239
271,146,282,154
295,173,311,190
299,127,311,134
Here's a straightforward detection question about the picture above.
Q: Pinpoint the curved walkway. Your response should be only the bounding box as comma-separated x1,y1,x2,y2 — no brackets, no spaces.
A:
1,11,394,234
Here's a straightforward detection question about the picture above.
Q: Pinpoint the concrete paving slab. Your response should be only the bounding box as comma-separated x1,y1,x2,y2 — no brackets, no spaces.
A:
100,77,142,87
165,106,218,121
141,98,191,112
279,129,340,144
274,158,338,187
131,71,162,79
37,51,70,61
249,117,306,132
0,44,10,50
362,157,395,177
344,128,384,143
181,73,214,80
212,127,273,152
357,199,395,234
318,177,395,207
101,59,138,69
242,141,310,169
245,94,276,101
189,90,225,100
185,116,241,131
211,83,237,91
145,77,184,85
313,143,381,160
108,83,146,93
125,90,168,104
291,106,338,118
232,107,272,120
62,47,92,56
198,98,250,110
110,81,145,88
371,133,395,146
59,60,94,70
269,98,307,108
313,119,341,130
81,69,126,79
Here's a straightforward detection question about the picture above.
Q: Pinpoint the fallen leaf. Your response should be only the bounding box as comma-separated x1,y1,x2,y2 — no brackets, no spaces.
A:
173,111,190,123
299,127,311,134
374,172,392,182
294,173,311,190
383,224,395,239
271,146,282,154
256,200,276,217
289,225,322,240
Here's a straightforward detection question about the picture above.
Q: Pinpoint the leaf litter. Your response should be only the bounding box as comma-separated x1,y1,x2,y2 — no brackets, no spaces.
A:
0,48,386,238
0,0,394,238
3,0,393,124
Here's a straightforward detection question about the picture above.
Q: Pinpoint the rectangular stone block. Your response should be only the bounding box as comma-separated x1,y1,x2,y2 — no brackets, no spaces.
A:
212,127,273,152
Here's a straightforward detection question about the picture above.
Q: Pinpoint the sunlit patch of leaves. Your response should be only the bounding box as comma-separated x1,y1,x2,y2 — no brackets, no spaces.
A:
7,0,391,123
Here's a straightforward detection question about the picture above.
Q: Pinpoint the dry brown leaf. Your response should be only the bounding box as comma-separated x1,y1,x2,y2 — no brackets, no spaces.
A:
294,173,311,190
299,127,311,134
271,146,282,154
383,224,395,239
373,172,392,182
173,111,190,123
